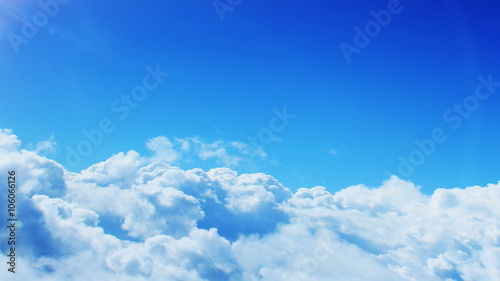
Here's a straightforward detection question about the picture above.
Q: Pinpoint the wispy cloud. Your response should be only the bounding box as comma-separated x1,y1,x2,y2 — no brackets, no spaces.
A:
34,135,57,154
145,136,266,168
327,149,339,156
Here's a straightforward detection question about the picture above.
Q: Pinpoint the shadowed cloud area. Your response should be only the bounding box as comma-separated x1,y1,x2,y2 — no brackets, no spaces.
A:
0,129,499,281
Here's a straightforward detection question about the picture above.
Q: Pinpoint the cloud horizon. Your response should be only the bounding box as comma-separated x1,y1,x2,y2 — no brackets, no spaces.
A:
1,128,499,281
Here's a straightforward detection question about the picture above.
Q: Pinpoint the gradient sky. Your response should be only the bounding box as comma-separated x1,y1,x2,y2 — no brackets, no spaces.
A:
1,0,500,193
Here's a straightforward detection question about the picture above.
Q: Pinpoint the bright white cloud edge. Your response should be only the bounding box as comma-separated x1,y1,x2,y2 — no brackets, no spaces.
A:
0,129,499,281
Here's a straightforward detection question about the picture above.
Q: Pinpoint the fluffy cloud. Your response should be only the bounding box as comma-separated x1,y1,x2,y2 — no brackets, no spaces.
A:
0,129,499,280
145,136,266,168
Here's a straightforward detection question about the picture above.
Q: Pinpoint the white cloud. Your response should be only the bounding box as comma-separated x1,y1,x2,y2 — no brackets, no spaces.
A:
0,128,21,152
76,150,142,186
144,136,266,168
146,136,180,163
34,135,57,154
1,129,499,280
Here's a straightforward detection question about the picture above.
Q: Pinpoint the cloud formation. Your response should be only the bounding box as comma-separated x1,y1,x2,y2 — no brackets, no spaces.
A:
145,136,267,168
0,129,499,280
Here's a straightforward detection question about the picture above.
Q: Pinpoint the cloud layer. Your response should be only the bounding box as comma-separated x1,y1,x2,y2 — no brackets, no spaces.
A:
0,129,499,280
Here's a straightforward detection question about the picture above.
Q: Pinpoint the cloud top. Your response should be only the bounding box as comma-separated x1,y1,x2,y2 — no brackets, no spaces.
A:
0,129,499,280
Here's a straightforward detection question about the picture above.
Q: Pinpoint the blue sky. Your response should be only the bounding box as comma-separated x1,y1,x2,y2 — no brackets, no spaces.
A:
2,2,500,280
1,0,500,193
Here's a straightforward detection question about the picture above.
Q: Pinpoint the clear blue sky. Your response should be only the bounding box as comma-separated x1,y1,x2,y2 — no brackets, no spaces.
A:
1,0,500,193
